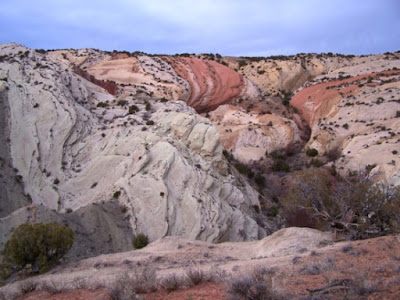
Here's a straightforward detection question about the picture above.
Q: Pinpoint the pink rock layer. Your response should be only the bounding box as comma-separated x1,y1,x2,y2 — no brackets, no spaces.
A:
290,70,400,126
164,57,245,113
73,67,118,95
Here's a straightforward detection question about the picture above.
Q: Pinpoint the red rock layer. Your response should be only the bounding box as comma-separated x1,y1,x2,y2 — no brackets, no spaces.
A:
291,70,400,126
164,57,244,113
73,67,118,95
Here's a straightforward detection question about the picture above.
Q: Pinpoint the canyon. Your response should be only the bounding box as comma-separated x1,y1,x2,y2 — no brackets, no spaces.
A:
0,43,400,299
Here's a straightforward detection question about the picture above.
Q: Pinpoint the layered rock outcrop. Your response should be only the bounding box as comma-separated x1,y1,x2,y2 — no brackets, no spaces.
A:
163,57,248,112
50,50,260,113
291,68,400,185
1,43,400,262
0,43,265,258
210,105,301,163
229,52,400,96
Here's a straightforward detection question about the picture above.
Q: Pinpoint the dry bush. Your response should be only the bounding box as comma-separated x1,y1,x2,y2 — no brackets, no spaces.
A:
326,146,341,162
129,266,158,293
210,266,229,282
299,258,335,275
285,208,319,229
71,276,89,290
305,272,379,299
109,274,137,300
18,279,38,294
282,168,400,239
160,273,188,292
226,267,283,300
349,273,378,296
40,280,65,295
185,268,210,285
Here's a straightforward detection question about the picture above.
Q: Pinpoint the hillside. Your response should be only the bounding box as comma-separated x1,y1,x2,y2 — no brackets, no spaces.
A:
0,43,400,298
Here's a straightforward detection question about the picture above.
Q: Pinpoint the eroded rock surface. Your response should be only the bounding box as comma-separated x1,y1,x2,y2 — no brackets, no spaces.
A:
0,43,265,257
291,69,400,184
163,57,249,112
210,105,301,163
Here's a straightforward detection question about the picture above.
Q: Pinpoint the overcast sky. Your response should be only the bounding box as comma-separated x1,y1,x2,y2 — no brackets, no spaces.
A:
1,0,399,56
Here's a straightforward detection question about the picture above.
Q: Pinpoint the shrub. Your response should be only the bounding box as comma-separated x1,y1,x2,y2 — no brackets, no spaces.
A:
109,274,137,300
271,159,290,172
97,102,108,108
226,267,281,300
160,273,187,292
132,233,148,249
234,163,254,178
1,223,73,278
282,168,400,239
326,146,341,162
288,209,319,229
185,268,209,285
18,280,38,294
310,158,324,168
238,60,247,68
306,148,318,157
254,174,265,188
128,105,139,114
117,100,128,106
269,150,286,160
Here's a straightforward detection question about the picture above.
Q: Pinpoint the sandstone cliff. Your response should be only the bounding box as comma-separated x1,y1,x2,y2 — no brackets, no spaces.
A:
0,44,266,260
1,43,400,263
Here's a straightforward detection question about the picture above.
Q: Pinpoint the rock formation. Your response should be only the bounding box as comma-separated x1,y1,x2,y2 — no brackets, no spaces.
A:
291,68,400,185
1,42,400,263
210,105,301,163
0,43,265,260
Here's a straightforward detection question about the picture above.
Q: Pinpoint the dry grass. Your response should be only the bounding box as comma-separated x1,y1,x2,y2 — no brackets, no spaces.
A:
226,267,284,300
109,274,137,300
299,258,336,275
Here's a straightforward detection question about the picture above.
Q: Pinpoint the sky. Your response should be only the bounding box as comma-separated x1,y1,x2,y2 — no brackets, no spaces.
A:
1,0,399,56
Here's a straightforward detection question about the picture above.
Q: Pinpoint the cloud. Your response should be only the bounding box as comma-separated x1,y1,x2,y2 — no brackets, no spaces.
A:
0,0,399,55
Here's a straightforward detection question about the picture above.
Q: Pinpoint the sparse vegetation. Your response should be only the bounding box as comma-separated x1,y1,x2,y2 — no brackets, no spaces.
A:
271,159,290,172
1,223,73,278
310,158,324,167
128,104,139,114
117,100,128,106
97,102,108,108
132,233,149,249
227,267,281,300
282,168,400,239
306,148,319,157
109,274,137,300
234,163,254,178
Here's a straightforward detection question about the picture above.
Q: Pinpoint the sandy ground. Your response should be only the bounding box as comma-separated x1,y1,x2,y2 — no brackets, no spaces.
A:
4,229,399,300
